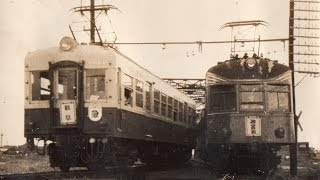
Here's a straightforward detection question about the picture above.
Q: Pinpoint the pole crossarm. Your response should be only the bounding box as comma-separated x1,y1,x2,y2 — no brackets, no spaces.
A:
71,5,119,12
294,70,320,74
293,0,320,3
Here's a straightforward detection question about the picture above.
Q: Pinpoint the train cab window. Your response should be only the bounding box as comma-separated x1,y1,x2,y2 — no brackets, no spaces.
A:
31,71,50,101
239,85,264,110
173,99,179,121
57,69,77,100
136,80,143,108
145,83,151,111
167,97,173,119
209,85,236,112
154,89,160,114
86,69,106,100
161,93,167,116
123,74,133,106
267,85,290,111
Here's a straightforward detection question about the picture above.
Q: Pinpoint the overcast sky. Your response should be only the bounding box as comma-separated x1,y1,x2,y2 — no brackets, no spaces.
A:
0,0,319,149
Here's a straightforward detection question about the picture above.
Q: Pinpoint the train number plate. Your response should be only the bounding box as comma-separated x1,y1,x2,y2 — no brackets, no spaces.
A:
245,116,261,136
60,102,76,125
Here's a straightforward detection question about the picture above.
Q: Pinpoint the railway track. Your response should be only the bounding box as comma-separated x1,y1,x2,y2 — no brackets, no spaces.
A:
0,160,202,180
1,159,319,180
0,164,148,180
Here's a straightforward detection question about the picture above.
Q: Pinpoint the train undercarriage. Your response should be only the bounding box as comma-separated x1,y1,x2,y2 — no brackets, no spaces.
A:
204,143,282,175
44,136,192,172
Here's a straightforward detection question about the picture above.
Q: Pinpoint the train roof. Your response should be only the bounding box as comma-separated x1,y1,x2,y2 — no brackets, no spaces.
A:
206,57,290,80
25,44,115,70
25,41,196,106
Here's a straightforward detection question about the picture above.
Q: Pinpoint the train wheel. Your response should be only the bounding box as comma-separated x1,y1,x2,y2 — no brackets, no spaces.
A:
59,165,70,172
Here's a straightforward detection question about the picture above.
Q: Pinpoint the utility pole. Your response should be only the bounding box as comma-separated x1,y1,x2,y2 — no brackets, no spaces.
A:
90,0,95,43
289,1,298,176
71,0,119,44
0,129,3,147
289,0,319,176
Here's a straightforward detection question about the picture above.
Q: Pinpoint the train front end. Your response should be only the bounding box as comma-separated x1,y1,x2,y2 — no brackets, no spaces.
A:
24,37,119,171
202,55,295,173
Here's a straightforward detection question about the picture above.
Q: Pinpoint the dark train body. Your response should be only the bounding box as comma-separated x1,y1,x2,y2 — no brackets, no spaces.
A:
200,55,295,174
24,37,198,171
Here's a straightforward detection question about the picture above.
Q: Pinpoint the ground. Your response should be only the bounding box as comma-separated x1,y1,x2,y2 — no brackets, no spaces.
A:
0,149,320,179
0,152,51,175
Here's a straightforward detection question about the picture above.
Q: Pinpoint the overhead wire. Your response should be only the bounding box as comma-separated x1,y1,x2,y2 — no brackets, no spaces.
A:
110,38,289,45
106,12,118,43
295,73,308,87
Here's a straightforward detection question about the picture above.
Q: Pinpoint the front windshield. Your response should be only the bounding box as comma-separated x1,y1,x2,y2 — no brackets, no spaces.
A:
267,85,290,111
31,71,50,101
208,85,236,113
56,69,77,100
239,85,264,110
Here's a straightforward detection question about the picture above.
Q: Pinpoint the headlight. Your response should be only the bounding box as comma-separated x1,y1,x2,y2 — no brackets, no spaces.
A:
245,58,257,69
59,36,78,51
274,127,285,138
89,138,96,144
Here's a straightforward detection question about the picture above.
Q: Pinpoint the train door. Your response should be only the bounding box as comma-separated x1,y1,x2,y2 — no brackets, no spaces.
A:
49,61,84,128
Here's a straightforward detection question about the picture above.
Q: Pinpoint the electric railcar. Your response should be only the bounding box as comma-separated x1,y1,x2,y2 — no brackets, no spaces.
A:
200,54,295,174
24,37,198,171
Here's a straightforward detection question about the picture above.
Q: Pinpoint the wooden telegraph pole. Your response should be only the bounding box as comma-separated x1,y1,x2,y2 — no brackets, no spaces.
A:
71,0,119,44
289,0,319,176
0,130,3,147
90,0,95,43
289,0,298,176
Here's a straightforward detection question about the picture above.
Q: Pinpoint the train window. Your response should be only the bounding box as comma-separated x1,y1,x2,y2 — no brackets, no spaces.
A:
192,109,196,125
57,69,77,100
267,85,290,111
173,99,179,121
167,97,173,119
31,71,50,101
209,85,236,112
136,80,143,92
123,74,133,87
86,69,106,100
136,80,143,108
161,93,167,116
192,107,195,123
145,83,151,111
239,84,264,91
188,107,193,124
184,102,188,123
123,74,133,106
239,85,264,110
179,102,183,122
154,89,160,114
